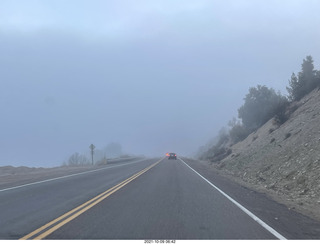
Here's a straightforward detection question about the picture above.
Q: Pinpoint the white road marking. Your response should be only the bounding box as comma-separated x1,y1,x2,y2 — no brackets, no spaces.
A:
179,158,287,240
0,159,148,193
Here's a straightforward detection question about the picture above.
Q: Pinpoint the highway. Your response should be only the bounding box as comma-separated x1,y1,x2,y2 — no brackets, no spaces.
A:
1,157,320,239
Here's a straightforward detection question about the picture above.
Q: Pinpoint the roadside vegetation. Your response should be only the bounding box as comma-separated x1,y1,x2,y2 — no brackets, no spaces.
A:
199,55,320,162
63,142,123,166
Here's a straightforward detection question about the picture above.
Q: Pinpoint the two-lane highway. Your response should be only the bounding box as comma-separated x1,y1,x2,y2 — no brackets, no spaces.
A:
0,157,287,239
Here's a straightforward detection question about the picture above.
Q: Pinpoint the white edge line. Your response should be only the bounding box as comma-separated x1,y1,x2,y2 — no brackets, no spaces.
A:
179,158,287,240
0,159,148,193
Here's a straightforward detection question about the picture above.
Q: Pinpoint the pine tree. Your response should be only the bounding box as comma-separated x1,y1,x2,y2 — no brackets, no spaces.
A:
287,56,318,101
286,73,300,101
298,55,317,94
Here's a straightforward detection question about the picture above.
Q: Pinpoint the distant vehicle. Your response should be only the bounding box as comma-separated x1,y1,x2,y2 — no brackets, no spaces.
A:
168,153,177,160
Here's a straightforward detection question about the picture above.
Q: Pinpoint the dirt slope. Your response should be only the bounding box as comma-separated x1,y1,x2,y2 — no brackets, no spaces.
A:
212,88,320,221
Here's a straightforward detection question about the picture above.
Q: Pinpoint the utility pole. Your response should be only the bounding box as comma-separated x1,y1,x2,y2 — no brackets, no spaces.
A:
89,144,95,165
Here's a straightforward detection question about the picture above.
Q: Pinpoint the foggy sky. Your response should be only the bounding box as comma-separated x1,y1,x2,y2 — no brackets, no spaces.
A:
1,0,320,167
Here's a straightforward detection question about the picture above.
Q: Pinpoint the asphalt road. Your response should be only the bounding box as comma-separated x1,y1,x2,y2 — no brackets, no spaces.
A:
1,157,319,240
0,158,157,239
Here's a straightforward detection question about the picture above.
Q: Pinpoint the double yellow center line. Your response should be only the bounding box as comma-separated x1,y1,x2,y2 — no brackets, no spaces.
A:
20,159,163,240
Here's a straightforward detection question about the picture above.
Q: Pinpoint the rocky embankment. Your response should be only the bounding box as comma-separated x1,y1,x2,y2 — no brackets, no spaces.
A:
210,88,320,221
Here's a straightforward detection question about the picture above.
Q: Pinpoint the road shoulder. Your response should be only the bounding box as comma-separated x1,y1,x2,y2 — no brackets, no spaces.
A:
182,157,320,240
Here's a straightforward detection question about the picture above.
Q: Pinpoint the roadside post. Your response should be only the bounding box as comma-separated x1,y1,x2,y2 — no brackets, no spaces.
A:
89,144,95,165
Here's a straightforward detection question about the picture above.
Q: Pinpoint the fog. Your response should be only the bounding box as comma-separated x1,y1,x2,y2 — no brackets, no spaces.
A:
1,0,320,167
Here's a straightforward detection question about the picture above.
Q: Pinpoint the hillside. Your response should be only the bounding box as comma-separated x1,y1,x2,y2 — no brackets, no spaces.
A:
208,88,320,221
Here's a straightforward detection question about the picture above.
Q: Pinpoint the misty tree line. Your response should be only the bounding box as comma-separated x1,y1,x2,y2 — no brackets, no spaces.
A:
63,142,123,166
199,55,320,161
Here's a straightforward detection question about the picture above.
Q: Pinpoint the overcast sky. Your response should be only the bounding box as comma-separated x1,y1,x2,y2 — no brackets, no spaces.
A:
1,0,320,167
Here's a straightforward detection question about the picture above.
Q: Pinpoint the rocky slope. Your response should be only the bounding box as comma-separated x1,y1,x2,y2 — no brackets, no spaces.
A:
211,88,320,221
